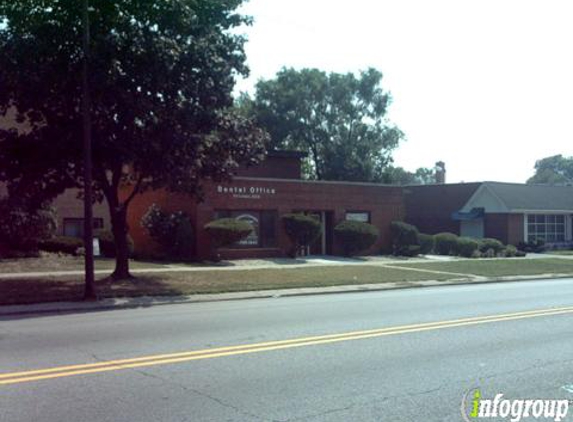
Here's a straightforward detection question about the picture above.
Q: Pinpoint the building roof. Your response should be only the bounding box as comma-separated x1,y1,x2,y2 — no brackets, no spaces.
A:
481,182,573,212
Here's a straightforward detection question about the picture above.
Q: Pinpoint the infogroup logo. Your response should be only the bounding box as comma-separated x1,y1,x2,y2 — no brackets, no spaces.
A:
461,388,569,422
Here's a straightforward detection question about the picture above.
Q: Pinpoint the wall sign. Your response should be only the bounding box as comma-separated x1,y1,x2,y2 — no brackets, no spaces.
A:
217,185,276,199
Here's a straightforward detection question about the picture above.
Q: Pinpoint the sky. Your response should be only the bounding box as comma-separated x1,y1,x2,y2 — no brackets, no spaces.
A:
233,0,573,183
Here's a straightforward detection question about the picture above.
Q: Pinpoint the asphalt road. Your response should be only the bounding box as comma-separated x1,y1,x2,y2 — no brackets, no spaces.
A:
2,279,573,421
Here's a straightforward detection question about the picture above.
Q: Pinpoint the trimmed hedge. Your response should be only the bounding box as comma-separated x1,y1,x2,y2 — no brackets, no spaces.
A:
282,213,322,257
95,230,135,258
334,220,379,256
390,221,420,256
418,233,435,255
39,236,84,255
204,218,254,249
453,237,480,258
434,232,458,255
478,238,504,254
517,239,545,253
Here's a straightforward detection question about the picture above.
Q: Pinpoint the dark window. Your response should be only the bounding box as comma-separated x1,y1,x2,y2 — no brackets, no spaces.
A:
63,218,104,238
214,210,278,248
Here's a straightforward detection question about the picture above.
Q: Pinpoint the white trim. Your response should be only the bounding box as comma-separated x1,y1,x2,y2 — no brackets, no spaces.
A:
460,183,509,213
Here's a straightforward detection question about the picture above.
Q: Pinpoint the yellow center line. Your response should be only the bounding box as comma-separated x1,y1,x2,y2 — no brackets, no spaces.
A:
2,306,573,386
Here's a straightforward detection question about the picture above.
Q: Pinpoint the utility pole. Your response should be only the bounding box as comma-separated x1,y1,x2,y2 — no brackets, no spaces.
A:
82,0,96,300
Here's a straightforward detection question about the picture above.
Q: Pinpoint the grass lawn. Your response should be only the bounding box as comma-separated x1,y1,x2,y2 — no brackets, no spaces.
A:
0,265,454,305
391,258,573,278
0,255,177,273
544,250,573,256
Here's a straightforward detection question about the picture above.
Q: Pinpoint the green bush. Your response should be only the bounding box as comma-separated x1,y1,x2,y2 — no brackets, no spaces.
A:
39,236,84,255
478,238,504,254
418,234,435,255
282,213,322,257
0,199,57,256
334,220,379,256
503,244,518,257
390,221,420,256
453,237,480,258
204,218,254,249
517,239,546,253
433,232,458,255
95,230,135,258
141,204,194,259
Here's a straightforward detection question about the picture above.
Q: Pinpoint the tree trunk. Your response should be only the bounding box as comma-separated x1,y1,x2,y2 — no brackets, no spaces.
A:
110,206,132,280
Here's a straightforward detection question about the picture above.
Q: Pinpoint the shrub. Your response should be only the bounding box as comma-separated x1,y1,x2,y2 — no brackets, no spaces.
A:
517,239,546,253
282,213,322,257
471,250,482,259
478,238,504,254
434,232,458,255
39,236,84,255
453,237,480,257
515,250,527,257
95,230,135,258
334,220,379,256
390,221,420,256
483,248,496,258
141,204,194,259
0,199,57,256
418,233,435,255
503,245,518,257
204,218,254,249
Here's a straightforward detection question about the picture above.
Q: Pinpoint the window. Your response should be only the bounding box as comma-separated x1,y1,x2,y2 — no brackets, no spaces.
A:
527,214,566,242
345,211,370,223
215,210,278,248
63,218,104,238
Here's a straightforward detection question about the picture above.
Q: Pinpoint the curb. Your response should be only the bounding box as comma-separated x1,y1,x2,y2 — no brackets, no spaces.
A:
1,273,573,317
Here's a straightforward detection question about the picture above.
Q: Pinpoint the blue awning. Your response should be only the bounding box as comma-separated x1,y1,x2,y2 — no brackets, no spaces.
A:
451,208,485,221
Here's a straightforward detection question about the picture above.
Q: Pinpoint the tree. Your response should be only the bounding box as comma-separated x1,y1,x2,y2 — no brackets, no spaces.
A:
527,155,573,185
379,166,436,185
243,67,403,181
0,1,268,279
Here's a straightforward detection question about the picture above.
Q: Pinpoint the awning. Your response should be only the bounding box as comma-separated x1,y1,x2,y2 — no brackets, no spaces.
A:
451,207,485,221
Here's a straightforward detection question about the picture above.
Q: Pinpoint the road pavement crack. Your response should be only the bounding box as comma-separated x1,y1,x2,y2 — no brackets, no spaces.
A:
128,367,279,422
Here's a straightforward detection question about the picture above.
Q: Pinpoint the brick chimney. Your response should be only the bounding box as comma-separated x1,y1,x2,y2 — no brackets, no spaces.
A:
435,161,446,184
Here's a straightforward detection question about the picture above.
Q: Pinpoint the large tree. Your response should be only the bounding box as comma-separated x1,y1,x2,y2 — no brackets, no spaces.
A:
243,67,404,181
527,155,573,185
0,1,268,279
379,166,436,185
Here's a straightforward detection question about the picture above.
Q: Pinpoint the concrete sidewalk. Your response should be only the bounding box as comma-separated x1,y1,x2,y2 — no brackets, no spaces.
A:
2,272,572,316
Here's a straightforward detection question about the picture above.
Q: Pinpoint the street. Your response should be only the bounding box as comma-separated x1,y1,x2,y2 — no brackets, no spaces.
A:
2,279,573,421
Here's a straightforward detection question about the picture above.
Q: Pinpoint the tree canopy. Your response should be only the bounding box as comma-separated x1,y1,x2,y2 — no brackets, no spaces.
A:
527,155,573,185
379,166,436,185
0,0,268,278
242,67,404,181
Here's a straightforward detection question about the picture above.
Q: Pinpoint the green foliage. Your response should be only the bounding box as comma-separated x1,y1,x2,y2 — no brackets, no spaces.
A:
95,230,134,259
0,198,56,256
141,204,194,260
281,214,322,256
39,236,83,256
244,67,403,181
453,237,480,258
478,238,504,254
517,239,546,253
390,221,420,256
527,155,573,185
418,233,435,254
334,220,379,256
0,0,267,275
379,166,436,185
204,218,254,249
433,232,459,255
503,245,518,257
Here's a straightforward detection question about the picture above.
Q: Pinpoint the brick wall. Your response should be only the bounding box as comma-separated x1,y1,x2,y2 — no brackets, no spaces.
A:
403,183,482,235
125,178,403,260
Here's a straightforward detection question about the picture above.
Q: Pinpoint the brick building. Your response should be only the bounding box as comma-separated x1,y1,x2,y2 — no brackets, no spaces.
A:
125,151,404,260
404,181,573,246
